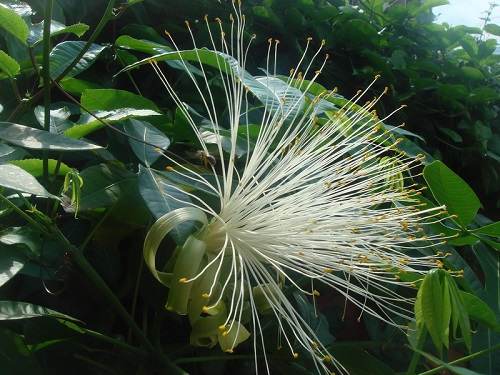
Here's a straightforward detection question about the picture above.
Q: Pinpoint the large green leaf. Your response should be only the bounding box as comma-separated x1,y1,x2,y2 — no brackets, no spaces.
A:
472,221,500,237
0,328,43,375
460,291,500,333
423,161,480,228
0,301,77,321
68,163,137,211
0,164,59,199
80,88,161,112
138,166,195,244
64,89,161,139
9,159,72,177
27,20,89,46
0,4,29,45
49,41,105,80
0,49,20,78
123,119,171,166
0,122,102,151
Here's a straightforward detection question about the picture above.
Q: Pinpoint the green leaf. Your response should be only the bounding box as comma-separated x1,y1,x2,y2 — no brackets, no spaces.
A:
123,119,171,166
0,245,28,287
64,89,161,139
0,49,20,78
460,291,500,333
417,269,451,353
0,4,29,45
0,328,43,375
0,122,102,151
423,161,481,228
81,88,161,112
138,166,195,244
460,67,484,80
24,317,84,346
8,159,72,177
0,164,59,199
468,87,499,105
0,301,78,321
471,221,500,237
0,226,41,254
437,84,469,101
331,345,396,375
69,163,137,211
446,275,472,351
49,41,105,81
484,23,500,36
27,21,89,46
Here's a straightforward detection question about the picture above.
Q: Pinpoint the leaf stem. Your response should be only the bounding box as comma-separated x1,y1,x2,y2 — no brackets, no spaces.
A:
406,326,427,375
418,342,500,375
42,0,54,180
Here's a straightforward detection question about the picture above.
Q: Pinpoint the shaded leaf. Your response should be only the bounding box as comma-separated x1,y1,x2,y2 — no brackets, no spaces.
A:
123,119,171,166
0,301,78,321
49,41,105,80
138,166,195,244
0,328,43,375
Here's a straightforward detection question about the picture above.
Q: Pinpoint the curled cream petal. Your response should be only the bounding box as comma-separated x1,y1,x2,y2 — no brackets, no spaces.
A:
143,207,208,287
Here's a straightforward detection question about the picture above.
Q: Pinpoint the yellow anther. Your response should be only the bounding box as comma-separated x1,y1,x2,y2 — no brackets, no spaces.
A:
179,277,187,283
293,353,299,359
313,290,320,296
166,166,175,171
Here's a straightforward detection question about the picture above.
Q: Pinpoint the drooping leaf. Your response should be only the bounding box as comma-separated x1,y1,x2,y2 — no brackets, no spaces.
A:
423,161,480,228
0,122,102,151
49,41,105,81
0,164,59,199
0,301,78,321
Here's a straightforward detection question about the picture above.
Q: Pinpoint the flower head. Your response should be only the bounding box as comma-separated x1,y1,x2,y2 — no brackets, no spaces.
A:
143,1,449,373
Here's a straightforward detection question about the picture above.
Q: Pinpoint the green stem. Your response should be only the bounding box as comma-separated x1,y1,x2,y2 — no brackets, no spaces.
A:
406,326,427,375
54,0,117,82
82,328,147,358
0,194,49,235
418,342,500,375
42,0,54,180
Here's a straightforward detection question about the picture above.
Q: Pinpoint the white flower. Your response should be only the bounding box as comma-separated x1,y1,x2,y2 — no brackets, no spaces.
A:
143,2,449,373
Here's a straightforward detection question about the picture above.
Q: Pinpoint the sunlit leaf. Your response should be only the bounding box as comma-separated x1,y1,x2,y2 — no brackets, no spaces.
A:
0,164,59,199
0,4,29,45
424,161,480,228
0,50,20,78
0,122,102,151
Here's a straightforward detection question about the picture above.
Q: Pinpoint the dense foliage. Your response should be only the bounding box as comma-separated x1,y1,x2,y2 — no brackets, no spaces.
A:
0,0,499,374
